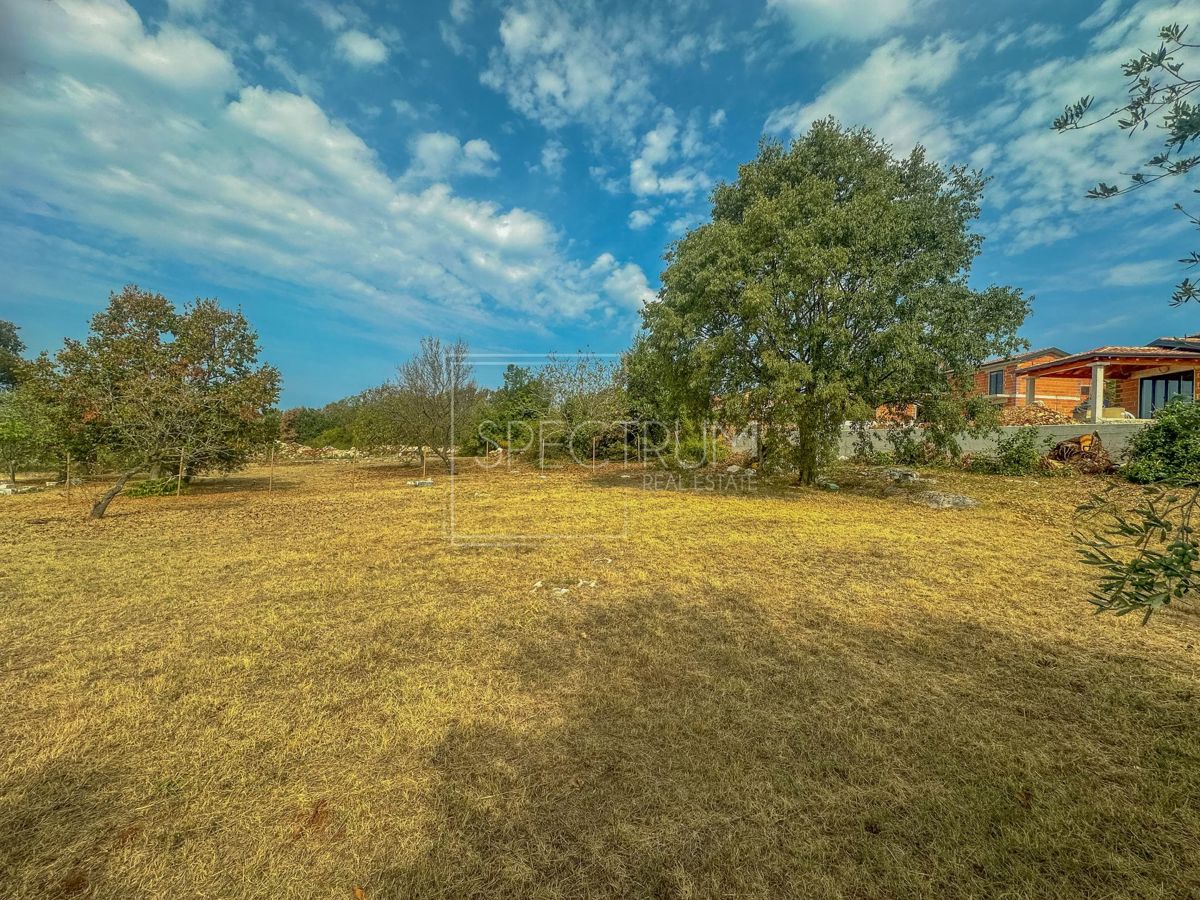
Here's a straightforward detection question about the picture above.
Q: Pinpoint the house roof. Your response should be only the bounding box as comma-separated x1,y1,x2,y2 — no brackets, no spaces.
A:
1150,333,1200,351
979,347,1070,368
1018,343,1200,379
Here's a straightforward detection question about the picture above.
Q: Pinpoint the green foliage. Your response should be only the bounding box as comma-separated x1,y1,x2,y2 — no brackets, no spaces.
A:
884,426,929,467
669,431,731,469
0,319,24,391
468,364,552,455
282,407,330,445
1056,23,1200,622
0,385,59,480
1055,22,1200,305
967,427,1045,476
465,356,629,463
1076,485,1198,622
1123,398,1200,483
125,476,184,498
313,426,354,449
541,354,627,461
44,285,280,515
640,120,1028,484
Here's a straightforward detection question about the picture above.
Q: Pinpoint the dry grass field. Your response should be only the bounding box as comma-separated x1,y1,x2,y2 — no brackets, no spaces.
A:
2,460,1199,898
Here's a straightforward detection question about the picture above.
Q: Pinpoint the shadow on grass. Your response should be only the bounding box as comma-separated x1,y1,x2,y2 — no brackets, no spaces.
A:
184,475,302,495
2,587,1196,896
372,593,1200,898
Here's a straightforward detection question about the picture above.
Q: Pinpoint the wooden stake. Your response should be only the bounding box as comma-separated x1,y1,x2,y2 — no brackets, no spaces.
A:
65,451,71,502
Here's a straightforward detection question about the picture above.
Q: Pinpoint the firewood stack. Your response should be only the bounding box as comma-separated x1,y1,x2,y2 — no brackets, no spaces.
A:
998,404,1073,426
1046,432,1116,474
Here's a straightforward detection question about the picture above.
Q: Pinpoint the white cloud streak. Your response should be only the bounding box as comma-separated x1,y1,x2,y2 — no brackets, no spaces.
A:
0,0,652,330
767,0,929,45
335,29,388,67
766,36,967,160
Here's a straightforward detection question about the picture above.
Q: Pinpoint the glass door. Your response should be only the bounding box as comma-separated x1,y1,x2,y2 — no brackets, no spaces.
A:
1139,371,1195,418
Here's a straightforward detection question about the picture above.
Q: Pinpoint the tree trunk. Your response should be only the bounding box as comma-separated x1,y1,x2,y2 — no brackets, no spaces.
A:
7,462,14,484
791,430,821,486
90,469,137,519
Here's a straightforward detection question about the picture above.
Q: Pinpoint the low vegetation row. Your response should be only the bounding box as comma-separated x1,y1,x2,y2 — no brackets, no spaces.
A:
1,115,1196,619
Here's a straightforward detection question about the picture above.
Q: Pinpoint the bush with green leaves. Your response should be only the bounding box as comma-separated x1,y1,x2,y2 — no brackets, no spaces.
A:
668,431,731,469
1076,484,1198,622
125,477,184,498
967,427,1045,476
1123,398,1200,484
312,426,353,450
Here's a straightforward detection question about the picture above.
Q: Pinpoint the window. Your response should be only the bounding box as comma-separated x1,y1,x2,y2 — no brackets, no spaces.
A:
987,370,1005,396
1139,370,1195,419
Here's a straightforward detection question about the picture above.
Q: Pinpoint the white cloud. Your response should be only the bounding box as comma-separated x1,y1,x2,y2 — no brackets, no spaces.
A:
440,20,469,56
479,0,715,144
308,1,347,31
537,139,567,176
667,214,699,236
708,108,726,128
166,0,212,18
588,165,623,195
629,110,712,197
628,208,658,230
391,98,419,118
252,33,323,98
408,132,500,179
588,253,656,310
767,0,927,45
1104,260,1178,287
976,0,1200,252
1081,0,1124,29
481,3,644,139
335,29,388,67
0,0,648,328
0,0,237,96
441,0,474,55
765,36,967,160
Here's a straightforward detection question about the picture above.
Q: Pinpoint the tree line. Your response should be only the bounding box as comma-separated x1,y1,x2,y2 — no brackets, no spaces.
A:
1,287,281,517
4,28,1194,616
2,121,1034,518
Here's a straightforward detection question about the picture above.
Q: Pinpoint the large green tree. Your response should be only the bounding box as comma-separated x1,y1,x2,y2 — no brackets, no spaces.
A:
0,384,57,483
0,319,25,390
641,120,1028,483
49,285,280,518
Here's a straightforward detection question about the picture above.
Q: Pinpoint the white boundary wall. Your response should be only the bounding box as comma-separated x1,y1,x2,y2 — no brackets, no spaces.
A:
837,423,1147,459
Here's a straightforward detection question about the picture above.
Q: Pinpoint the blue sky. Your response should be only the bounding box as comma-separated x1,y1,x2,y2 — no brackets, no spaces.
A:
2,0,1199,406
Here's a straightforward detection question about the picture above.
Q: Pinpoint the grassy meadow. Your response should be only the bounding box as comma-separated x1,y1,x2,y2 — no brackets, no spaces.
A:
1,460,1198,898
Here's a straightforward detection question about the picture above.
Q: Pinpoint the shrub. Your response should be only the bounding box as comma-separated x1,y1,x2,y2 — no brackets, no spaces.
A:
312,426,353,450
1124,398,1200,484
967,427,1043,476
670,433,730,468
126,477,183,497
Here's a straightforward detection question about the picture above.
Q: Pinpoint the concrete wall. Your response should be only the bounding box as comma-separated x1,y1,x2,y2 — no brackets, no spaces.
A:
838,422,1148,459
